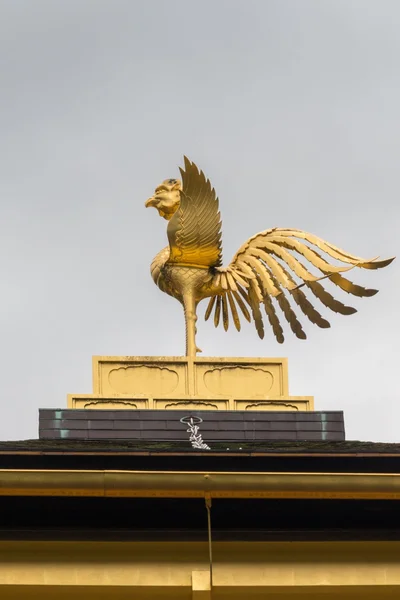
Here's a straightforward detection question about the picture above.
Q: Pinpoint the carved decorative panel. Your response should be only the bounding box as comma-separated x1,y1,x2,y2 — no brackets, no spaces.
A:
108,365,179,395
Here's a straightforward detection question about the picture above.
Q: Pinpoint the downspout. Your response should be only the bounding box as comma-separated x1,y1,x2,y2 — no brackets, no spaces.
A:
205,494,213,587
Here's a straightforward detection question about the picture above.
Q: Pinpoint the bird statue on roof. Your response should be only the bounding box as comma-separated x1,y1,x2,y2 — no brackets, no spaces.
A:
145,157,394,357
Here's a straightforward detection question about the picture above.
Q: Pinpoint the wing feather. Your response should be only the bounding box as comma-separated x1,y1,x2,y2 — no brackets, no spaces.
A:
167,157,222,267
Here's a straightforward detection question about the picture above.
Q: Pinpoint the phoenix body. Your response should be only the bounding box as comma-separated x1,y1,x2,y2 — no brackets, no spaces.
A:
145,157,394,357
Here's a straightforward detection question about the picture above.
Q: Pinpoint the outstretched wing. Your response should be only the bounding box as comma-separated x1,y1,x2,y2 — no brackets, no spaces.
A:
205,227,394,342
167,157,222,268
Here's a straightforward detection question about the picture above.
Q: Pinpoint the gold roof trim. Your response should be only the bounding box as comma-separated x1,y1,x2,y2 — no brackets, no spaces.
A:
0,469,399,499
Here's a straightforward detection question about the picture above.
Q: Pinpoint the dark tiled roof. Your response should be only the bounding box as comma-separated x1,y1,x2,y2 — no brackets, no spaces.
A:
39,409,345,444
0,439,399,454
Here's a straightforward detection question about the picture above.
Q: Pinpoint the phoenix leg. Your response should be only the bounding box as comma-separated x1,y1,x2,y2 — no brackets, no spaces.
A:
183,294,201,357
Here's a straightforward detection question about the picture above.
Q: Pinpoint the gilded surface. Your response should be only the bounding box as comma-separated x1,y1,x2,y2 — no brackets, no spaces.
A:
1,540,400,599
2,469,400,499
67,355,313,411
146,157,394,357
108,365,179,395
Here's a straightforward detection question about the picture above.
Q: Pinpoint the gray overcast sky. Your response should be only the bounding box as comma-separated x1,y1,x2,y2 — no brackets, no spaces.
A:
0,0,399,442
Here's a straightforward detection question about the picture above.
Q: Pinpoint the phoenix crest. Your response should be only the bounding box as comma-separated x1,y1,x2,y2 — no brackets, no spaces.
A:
145,157,394,357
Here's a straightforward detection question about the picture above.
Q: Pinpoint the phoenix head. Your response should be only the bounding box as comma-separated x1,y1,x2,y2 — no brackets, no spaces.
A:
145,178,182,220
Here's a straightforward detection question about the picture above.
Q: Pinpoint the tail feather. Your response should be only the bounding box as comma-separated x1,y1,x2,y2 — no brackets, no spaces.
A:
227,291,241,331
222,293,229,331
204,295,216,321
248,279,265,339
263,294,284,343
290,288,331,329
306,281,357,315
214,295,222,326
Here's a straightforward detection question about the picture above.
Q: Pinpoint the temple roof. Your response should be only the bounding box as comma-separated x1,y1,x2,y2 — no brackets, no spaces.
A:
1,438,400,454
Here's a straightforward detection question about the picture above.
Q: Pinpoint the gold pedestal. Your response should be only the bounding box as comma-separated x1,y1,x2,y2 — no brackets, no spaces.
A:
68,356,313,411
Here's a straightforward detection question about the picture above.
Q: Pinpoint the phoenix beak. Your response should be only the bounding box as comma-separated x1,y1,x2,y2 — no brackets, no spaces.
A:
145,196,158,208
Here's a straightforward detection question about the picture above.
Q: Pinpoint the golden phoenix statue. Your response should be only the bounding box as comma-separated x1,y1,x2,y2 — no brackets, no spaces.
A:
146,157,394,358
